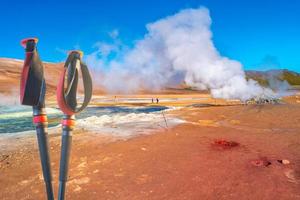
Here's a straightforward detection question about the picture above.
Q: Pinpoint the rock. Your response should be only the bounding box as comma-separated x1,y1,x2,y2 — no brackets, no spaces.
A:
278,159,290,165
282,159,290,165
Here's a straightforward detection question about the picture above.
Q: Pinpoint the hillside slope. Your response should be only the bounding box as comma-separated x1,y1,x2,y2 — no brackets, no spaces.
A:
246,69,300,87
0,58,299,98
0,58,62,97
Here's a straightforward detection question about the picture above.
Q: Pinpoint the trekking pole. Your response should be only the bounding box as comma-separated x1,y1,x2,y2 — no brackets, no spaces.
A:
56,50,92,200
20,38,54,200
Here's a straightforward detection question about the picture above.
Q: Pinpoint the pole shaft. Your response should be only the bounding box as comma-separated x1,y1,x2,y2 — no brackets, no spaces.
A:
58,181,66,200
58,115,74,200
33,106,54,200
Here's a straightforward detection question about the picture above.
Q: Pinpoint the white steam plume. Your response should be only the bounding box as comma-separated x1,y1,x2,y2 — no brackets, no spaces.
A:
86,7,273,101
0,89,19,106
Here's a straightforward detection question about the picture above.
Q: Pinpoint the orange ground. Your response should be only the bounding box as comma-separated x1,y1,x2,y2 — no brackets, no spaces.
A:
1,102,300,200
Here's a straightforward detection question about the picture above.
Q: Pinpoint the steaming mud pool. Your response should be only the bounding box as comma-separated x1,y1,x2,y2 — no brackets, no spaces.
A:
0,105,184,137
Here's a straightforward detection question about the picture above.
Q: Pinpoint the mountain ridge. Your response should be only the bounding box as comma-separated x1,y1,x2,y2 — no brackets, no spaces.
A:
0,58,299,96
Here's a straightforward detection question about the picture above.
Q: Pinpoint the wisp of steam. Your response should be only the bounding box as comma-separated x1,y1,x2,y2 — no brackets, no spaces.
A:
86,7,275,101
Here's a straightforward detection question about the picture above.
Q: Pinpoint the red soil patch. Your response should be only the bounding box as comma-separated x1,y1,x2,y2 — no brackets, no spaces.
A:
212,139,240,150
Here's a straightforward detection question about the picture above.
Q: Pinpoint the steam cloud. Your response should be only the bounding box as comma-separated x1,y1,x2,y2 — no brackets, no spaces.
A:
0,90,19,106
86,7,274,101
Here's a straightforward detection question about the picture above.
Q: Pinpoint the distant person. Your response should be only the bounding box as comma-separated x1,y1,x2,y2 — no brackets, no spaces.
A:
156,98,159,104
151,98,154,103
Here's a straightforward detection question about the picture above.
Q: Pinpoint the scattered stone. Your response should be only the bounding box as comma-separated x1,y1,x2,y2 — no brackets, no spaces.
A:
282,159,290,165
141,147,147,151
246,97,281,105
277,159,290,165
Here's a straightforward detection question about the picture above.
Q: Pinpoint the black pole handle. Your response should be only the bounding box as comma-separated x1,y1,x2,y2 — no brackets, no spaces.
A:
58,50,92,200
20,38,46,106
20,38,54,200
57,50,92,115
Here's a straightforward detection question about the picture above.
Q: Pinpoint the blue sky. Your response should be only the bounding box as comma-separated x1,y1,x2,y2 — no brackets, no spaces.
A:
0,0,299,72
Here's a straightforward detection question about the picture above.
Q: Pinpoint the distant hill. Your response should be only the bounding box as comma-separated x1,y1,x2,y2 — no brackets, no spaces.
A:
0,58,62,97
0,58,104,99
246,69,300,87
0,58,299,97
